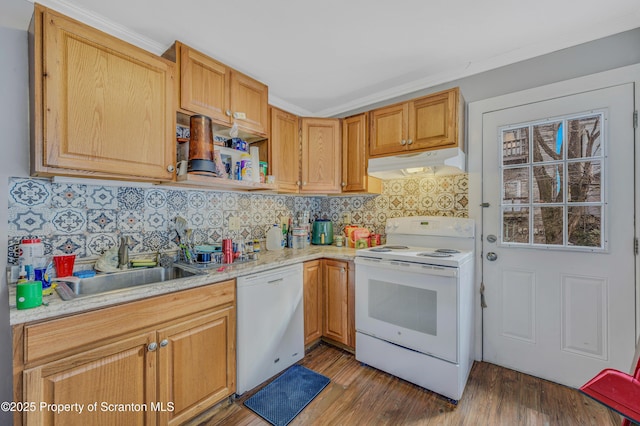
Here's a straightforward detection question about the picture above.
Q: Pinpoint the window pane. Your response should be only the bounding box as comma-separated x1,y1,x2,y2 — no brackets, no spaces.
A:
503,206,529,243
568,115,602,159
533,206,563,245
568,206,602,247
503,167,529,204
533,164,563,203
533,122,563,163
568,160,601,202
503,127,529,165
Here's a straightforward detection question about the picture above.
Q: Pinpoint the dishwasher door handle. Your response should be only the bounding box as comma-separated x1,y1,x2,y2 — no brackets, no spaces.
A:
268,278,284,284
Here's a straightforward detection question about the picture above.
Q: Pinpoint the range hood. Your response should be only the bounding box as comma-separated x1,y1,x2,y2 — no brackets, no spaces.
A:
367,147,466,180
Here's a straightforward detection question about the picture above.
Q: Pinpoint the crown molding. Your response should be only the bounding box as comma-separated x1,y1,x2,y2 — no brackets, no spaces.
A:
26,0,166,55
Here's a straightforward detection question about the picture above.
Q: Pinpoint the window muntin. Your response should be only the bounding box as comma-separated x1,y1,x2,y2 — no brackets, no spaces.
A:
499,112,605,250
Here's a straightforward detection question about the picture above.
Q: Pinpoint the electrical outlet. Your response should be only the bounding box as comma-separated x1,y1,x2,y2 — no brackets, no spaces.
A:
342,212,352,224
228,216,241,231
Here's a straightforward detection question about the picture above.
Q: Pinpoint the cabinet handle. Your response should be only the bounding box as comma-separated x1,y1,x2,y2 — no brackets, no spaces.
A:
160,339,169,348
167,164,175,173
400,140,407,146
407,139,413,145
148,342,158,352
225,110,232,117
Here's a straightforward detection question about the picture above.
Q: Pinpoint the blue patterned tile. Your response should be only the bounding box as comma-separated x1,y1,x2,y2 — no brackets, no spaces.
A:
166,190,188,213
142,231,171,251
208,192,223,208
8,208,52,235
144,209,168,231
188,191,207,210
86,233,117,256
188,211,205,229
118,187,145,210
50,235,86,257
206,210,223,228
87,209,117,233
145,189,167,209
275,196,286,209
118,210,144,233
86,186,118,209
52,208,86,234
208,229,223,243
191,229,209,245
51,183,86,208
222,192,238,210
9,178,50,207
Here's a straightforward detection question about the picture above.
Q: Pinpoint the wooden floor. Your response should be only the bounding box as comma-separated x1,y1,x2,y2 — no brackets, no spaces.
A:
187,343,621,426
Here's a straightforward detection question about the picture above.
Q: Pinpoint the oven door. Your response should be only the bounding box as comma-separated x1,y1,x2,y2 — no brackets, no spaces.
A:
355,256,458,363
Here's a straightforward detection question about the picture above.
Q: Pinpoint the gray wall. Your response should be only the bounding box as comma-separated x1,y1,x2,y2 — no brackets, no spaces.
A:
0,24,30,423
338,27,640,117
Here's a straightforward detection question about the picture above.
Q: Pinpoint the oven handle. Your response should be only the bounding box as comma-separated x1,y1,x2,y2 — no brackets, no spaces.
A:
355,256,458,278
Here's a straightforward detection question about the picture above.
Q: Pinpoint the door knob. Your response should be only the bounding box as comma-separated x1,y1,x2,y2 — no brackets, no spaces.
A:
486,252,498,261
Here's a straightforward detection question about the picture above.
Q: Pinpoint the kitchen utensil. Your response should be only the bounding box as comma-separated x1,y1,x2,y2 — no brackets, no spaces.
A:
311,219,333,245
188,114,217,174
53,254,76,277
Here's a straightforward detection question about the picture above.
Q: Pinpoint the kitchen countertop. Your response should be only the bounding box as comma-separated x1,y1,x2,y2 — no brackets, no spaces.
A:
8,246,356,326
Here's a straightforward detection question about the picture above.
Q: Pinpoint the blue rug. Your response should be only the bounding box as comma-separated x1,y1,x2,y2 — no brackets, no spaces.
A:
244,365,330,426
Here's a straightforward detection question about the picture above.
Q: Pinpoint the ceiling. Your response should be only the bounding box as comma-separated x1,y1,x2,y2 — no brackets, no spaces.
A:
6,0,640,116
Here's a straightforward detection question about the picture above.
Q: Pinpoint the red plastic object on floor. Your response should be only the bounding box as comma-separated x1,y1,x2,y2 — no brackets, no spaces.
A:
580,348,640,426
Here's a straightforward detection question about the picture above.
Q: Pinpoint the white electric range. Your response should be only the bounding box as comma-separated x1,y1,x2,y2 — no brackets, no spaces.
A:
355,216,475,402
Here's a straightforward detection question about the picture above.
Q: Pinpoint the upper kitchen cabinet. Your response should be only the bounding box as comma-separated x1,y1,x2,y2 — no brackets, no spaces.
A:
165,42,269,138
341,113,381,194
369,87,464,157
269,106,300,193
300,118,342,194
29,5,176,182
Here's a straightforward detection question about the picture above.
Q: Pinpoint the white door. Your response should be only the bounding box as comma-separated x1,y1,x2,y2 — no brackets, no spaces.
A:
482,83,636,387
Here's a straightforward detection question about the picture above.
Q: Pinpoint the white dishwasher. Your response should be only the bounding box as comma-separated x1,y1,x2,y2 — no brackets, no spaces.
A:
236,263,304,395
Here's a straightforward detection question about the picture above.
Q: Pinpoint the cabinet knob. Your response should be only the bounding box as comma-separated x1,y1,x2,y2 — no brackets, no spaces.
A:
148,342,158,352
407,139,413,145
341,182,346,187
167,164,175,173
225,110,232,117
296,181,301,186
400,140,407,146
302,181,307,186
160,339,169,348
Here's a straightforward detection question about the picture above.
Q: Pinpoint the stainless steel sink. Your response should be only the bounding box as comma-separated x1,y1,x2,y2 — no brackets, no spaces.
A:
55,266,203,301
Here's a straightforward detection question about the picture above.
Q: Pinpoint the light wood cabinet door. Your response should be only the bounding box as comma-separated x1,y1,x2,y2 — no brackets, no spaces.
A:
23,332,157,426
230,71,268,137
369,102,408,157
300,118,342,194
33,6,175,181
323,259,349,345
270,106,300,193
157,306,236,426
303,260,323,346
408,87,461,151
342,113,381,194
179,43,231,124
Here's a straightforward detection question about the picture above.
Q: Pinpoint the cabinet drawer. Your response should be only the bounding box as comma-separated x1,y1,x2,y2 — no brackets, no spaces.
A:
23,280,235,366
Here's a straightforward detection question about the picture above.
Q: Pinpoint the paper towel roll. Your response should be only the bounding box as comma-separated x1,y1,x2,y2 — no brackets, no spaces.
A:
250,146,260,183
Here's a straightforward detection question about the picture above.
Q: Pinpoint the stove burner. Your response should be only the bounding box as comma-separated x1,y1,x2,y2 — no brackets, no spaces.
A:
368,247,392,252
417,252,453,258
435,248,460,254
381,245,409,250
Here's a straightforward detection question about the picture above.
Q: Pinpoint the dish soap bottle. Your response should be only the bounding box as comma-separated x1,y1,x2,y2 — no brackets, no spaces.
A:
266,224,283,251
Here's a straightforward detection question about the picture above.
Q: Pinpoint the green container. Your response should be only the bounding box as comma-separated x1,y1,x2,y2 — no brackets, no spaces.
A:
16,281,42,310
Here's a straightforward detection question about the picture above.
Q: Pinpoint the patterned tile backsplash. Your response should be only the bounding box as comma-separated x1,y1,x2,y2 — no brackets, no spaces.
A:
6,174,468,264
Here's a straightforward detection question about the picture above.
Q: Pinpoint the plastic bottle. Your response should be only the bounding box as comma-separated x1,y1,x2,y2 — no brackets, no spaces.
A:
266,224,283,251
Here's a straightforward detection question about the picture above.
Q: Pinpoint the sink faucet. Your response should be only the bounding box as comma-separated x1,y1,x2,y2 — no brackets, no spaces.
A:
118,236,129,269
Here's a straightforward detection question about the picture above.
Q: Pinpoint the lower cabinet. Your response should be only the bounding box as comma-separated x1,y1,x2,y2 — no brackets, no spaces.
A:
303,259,355,350
303,260,323,346
16,280,236,426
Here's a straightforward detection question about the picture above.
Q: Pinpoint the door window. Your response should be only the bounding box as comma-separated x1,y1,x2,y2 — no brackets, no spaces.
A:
500,111,605,250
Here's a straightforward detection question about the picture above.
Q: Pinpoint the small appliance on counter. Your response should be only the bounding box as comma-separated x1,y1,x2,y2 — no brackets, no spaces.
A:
311,219,333,245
